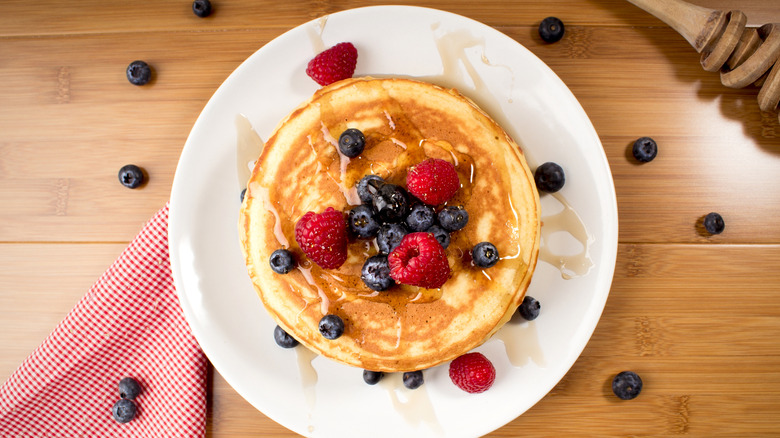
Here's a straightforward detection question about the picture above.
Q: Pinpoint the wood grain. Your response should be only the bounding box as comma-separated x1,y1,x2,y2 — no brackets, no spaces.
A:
1,1,779,436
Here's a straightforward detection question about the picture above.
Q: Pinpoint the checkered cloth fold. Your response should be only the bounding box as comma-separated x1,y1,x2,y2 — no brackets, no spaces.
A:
0,204,207,437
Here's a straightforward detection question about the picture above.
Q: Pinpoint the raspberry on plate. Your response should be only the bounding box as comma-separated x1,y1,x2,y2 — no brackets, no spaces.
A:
406,158,460,206
388,232,450,288
305,42,358,86
294,207,348,269
449,352,496,394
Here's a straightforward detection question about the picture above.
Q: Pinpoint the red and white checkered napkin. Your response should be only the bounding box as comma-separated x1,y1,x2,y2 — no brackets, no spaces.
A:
0,204,207,437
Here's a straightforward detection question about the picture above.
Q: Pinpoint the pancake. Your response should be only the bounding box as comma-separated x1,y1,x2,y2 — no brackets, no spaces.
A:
239,77,540,372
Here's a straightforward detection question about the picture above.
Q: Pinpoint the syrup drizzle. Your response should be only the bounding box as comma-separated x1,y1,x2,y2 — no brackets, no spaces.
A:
235,114,264,189
538,193,594,279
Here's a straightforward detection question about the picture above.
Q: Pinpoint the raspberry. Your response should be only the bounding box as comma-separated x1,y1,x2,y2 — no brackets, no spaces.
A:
305,42,358,86
294,207,348,269
406,158,460,205
448,352,496,394
388,232,450,288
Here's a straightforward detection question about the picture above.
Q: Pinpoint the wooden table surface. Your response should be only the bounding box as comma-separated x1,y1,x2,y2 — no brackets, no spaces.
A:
2,0,779,436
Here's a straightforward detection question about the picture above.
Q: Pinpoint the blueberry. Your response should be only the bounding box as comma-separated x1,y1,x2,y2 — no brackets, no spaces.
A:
348,205,380,238
269,249,295,274
612,371,643,400
192,0,212,17
372,183,410,224
534,162,565,193
126,60,151,86
357,175,384,204
426,225,451,249
111,398,137,423
402,370,424,389
539,17,565,43
118,377,141,400
472,242,499,268
274,325,299,348
632,137,658,163
318,314,345,340
338,128,366,158
363,370,384,385
518,295,541,321
703,212,725,235
406,203,435,231
437,206,469,232
361,255,395,291
377,223,408,254
240,188,247,202
118,164,145,189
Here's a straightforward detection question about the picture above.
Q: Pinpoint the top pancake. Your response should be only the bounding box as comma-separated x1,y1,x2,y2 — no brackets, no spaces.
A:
239,77,540,372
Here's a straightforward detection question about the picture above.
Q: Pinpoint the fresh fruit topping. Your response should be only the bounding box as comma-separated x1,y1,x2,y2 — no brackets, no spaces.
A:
191,0,212,17
240,188,247,202
539,17,565,43
269,249,296,274
363,370,384,385
703,212,725,235
402,370,424,389
612,371,643,400
448,352,496,394
338,128,366,158
348,205,379,238
406,158,460,206
388,232,450,289
472,242,499,268
371,183,410,224
111,398,137,423
361,255,395,291
294,207,348,269
437,206,469,232
632,137,658,163
357,175,384,204
405,203,436,231
534,162,565,193
274,325,300,348
305,42,358,86
518,295,541,321
426,225,451,249
318,314,345,340
126,60,152,86
377,223,409,254
118,164,145,189
118,377,141,400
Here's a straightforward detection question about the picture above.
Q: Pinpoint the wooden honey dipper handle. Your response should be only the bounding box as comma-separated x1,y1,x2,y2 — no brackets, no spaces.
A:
626,0,780,124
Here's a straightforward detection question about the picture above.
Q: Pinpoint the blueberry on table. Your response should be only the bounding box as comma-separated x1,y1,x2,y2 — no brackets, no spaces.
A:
406,203,435,232
534,162,565,193
361,255,395,291
118,164,145,189
472,242,499,268
703,212,725,235
402,370,424,389
612,371,643,400
437,206,469,232
338,128,366,158
118,377,141,400
426,225,451,249
348,205,380,238
274,325,299,348
518,295,541,321
111,398,137,423
269,249,295,274
192,0,212,17
539,17,565,43
632,137,658,163
318,314,345,340
363,370,384,385
125,60,152,86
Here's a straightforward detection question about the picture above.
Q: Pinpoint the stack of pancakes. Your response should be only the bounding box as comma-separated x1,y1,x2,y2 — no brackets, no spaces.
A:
239,77,540,372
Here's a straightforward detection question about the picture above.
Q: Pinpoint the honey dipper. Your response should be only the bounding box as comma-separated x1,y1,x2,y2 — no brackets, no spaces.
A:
626,0,780,124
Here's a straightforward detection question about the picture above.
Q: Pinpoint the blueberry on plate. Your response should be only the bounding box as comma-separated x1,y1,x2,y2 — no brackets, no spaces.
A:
472,242,499,268
406,203,435,231
318,314,345,340
632,137,658,163
118,164,145,189
534,162,565,193
269,249,295,274
338,128,366,158
348,205,380,238
192,0,212,17
111,398,137,424
703,212,725,235
126,60,151,86
361,255,395,291
372,183,410,224
539,17,565,43
274,325,299,348
426,225,451,249
402,370,424,389
518,295,541,321
377,223,408,254
363,370,384,385
118,377,141,400
437,206,469,232
357,175,384,204
612,371,643,400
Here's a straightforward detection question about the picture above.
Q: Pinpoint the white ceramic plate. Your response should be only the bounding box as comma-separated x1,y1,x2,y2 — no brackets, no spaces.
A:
169,6,617,437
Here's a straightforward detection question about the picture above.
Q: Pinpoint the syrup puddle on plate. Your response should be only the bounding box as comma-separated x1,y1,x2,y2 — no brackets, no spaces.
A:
378,372,445,437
